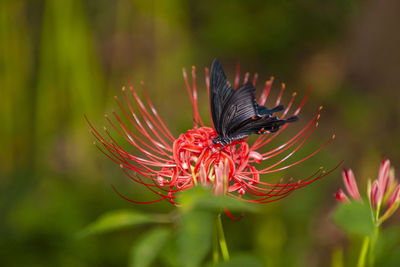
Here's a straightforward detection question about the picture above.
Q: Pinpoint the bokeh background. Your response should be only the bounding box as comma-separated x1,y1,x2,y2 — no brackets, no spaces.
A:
1,0,400,266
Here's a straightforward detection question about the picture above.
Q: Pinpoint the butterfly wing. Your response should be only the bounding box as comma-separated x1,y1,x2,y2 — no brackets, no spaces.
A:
257,104,284,117
219,83,258,137
210,58,298,142
210,59,235,136
228,115,298,141
220,82,297,140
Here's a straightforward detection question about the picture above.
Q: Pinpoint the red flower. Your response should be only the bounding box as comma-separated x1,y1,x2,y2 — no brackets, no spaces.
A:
87,63,338,210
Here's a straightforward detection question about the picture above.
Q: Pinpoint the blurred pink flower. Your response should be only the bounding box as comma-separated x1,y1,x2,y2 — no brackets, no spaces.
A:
335,169,361,202
335,189,350,203
336,158,400,225
87,63,338,212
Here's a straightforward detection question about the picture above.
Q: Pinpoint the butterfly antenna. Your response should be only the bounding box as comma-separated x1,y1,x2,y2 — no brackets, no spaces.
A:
206,143,218,158
211,144,227,161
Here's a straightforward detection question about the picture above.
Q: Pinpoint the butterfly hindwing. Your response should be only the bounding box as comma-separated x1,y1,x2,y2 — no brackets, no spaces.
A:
228,115,298,142
257,104,284,117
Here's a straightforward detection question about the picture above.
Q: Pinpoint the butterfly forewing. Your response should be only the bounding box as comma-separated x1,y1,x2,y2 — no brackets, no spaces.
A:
221,83,258,136
210,59,235,136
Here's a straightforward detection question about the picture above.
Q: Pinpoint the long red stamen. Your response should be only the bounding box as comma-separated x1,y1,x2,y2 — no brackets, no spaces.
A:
126,86,173,150
234,62,240,90
137,81,175,141
258,76,274,106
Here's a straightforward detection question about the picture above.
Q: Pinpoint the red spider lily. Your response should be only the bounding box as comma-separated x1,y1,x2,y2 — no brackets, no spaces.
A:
86,63,339,215
336,158,400,225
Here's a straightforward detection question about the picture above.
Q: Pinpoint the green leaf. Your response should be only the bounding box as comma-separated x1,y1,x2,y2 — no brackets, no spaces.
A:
206,254,263,267
178,210,213,267
129,227,171,267
178,187,259,213
374,226,400,265
333,202,375,237
159,238,179,267
77,209,169,237
198,195,259,212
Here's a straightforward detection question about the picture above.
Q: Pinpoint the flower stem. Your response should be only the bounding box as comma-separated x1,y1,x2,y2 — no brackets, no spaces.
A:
357,236,370,267
368,226,379,267
212,219,220,264
216,214,230,262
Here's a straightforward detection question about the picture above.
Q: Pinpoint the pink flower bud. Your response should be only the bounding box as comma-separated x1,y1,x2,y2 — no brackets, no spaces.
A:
370,180,379,210
378,184,400,225
377,158,391,205
342,168,361,201
385,168,395,194
335,189,349,203
387,184,400,210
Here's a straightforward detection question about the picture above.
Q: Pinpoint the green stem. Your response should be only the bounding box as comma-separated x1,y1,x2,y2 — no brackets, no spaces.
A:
368,226,379,267
212,218,219,264
216,214,230,262
357,236,370,267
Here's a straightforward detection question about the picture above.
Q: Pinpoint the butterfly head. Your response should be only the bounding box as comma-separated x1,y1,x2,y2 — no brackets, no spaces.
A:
212,136,231,146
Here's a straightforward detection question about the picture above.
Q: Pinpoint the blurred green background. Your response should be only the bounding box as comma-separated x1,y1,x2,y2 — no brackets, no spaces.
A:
1,0,400,266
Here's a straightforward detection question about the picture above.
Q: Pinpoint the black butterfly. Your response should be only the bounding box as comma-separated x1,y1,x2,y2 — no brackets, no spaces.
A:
210,59,298,146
